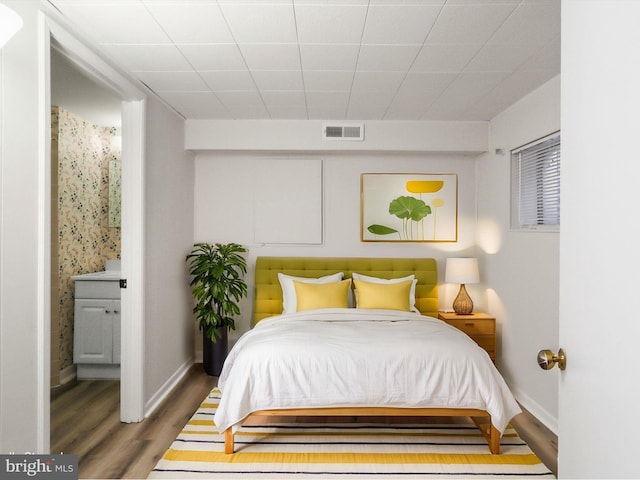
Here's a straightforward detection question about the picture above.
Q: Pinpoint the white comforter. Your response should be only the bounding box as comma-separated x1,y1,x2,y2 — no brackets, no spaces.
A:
215,309,521,435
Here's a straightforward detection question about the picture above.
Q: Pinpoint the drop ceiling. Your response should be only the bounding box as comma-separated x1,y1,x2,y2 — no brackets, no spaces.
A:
46,0,560,122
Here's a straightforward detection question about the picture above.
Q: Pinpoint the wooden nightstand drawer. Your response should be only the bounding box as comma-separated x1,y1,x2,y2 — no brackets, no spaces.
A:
441,318,494,336
472,335,496,354
437,312,496,363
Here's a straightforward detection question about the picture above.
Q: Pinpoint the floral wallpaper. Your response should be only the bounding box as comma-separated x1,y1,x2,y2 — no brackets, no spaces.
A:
51,106,121,384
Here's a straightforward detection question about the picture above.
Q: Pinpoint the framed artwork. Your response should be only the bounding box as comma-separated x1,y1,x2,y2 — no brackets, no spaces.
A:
361,173,458,242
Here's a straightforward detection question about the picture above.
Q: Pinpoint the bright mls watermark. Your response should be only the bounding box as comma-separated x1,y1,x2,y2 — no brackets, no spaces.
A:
0,454,77,480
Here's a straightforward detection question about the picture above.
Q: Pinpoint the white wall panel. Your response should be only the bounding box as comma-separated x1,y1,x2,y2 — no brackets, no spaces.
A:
254,159,322,245
477,75,560,433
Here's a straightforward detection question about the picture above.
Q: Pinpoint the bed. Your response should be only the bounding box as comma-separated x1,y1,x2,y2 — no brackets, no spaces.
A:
215,257,521,454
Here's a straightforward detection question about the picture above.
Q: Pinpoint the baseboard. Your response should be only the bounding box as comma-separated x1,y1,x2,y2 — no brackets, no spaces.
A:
512,386,558,435
59,364,77,385
144,357,194,418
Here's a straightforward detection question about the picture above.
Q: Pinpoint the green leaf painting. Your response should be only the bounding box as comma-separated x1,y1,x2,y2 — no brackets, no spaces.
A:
361,174,457,242
388,196,431,240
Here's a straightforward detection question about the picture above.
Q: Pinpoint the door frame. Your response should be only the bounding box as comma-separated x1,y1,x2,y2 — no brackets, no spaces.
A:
38,11,146,451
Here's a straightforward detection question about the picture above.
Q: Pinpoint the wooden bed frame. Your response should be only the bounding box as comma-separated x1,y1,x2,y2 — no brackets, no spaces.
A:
222,257,501,455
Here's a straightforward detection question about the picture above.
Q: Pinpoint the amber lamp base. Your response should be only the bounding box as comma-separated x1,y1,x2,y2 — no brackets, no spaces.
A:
452,284,473,315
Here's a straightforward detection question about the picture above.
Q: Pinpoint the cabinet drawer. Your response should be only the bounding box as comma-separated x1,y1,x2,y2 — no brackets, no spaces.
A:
472,335,496,353
444,319,494,336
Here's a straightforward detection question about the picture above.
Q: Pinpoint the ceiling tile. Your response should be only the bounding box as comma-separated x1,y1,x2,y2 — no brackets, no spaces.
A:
427,4,518,44
200,70,257,91
488,0,561,46
216,91,267,108
445,0,517,4
306,91,349,119
295,4,368,44
424,71,510,119
400,72,457,92
224,104,272,120
135,71,209,91
362,4,441,45
303,71,353,91
178,44,247,70
159,92,232,119
54,2,172,44
261,91,308,119
266,105,308,119
238,44,301,70
367,0,444,4
411,44,482,73
356,45,421,72
252,70,304,91
351,71,406,92
464,68,558,120
144,2,235,44
294,0,367,4
465,42,543,72
261,90,306,106
347,91,395,120
299,44,360,71
384,89,440,120
519,37,561,72
219,3,297,43
102,44,192,71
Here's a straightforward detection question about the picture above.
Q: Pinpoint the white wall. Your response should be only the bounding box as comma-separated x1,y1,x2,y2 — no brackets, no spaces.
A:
477,75,560,432
143,95,195,415
0,0,46,453
194,150,482,341
186,119,488,154
0,0,195,451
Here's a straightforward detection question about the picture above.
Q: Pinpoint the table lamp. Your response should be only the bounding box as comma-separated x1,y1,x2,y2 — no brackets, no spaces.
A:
445,258,479,315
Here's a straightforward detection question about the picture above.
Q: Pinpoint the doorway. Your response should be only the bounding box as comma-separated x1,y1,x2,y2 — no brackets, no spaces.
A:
50,47,122,389
40,16,147,453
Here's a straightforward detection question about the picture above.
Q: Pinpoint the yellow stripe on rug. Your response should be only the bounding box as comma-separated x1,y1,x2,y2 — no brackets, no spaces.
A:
148,387,555,479
162,448,542,466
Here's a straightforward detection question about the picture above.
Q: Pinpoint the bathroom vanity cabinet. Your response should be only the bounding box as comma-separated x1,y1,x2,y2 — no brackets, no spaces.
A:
72,270,121,379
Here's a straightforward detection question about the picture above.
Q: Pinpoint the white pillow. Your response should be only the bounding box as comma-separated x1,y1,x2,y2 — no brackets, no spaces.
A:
278,272,344,314
351,272,418,313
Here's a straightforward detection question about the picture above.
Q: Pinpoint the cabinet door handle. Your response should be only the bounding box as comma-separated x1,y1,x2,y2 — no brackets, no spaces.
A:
105,310,111,314
113,310,118,314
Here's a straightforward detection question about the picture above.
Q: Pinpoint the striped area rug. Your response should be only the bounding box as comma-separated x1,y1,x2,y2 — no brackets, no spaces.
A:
149,388,555,479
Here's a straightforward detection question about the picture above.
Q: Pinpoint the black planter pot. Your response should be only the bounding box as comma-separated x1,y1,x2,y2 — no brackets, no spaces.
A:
202,327,228,376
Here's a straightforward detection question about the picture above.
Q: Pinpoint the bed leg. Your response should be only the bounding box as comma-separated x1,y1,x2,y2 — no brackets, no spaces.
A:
224,428,234,454
471,416,500,454
489,423,500,455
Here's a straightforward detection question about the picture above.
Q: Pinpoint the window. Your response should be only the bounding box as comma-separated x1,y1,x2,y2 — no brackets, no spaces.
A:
510,132,561,231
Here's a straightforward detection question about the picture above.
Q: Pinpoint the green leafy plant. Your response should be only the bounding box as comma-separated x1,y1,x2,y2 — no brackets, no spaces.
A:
186,242,248,343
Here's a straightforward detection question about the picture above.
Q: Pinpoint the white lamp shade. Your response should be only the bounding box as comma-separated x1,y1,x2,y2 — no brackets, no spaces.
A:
0,4,23,49
445,258,479,284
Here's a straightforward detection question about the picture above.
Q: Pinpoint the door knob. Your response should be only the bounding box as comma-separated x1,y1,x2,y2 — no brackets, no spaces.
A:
537,348,566,371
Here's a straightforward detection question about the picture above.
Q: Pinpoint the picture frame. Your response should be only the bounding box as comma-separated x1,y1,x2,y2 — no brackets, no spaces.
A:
361,173,458,242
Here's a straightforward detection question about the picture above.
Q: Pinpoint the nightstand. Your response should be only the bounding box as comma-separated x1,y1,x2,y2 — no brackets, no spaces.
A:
437,311,496,363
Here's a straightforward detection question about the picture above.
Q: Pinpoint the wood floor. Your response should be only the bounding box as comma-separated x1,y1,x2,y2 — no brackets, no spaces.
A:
51,364,558,479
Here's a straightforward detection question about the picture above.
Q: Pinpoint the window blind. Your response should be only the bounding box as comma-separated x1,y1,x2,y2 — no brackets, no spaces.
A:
511,132,561,230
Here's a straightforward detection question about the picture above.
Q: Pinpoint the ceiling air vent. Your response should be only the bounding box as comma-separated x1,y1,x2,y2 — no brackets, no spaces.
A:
322,123,364,141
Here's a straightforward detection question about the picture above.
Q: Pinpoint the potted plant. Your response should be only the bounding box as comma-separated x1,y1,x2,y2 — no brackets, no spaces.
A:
186,242,248,376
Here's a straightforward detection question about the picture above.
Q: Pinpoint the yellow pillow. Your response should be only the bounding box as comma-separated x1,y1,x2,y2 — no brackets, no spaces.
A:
293,279,351,312
353,278,413,311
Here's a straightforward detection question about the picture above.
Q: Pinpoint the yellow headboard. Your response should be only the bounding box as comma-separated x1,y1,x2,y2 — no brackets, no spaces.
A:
253,256,438,324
